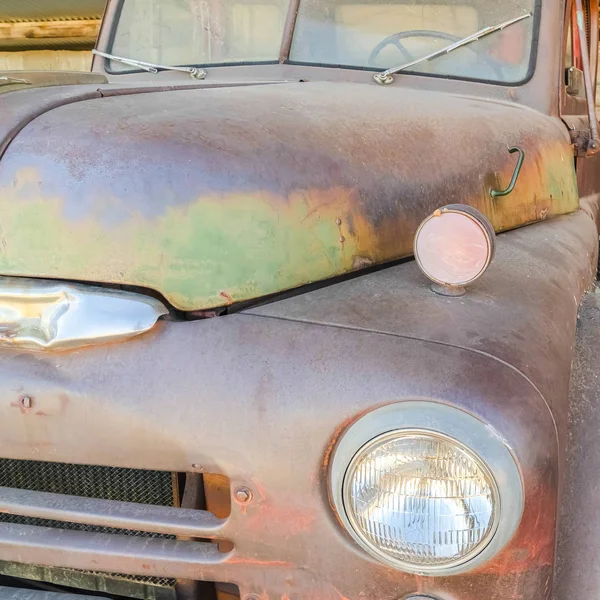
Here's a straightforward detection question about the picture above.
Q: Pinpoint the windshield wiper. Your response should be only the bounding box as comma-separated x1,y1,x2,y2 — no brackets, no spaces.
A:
374,12,532,85
92,49,207,80
0,76,31,87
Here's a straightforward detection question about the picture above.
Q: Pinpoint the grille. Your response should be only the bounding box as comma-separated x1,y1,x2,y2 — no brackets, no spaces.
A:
0,459,178,593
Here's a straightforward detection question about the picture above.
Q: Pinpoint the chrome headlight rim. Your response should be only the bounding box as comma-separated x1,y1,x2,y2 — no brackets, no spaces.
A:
329,401,524,577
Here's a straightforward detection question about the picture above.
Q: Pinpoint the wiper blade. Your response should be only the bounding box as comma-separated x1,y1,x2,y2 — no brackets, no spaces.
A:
374,12,532,85
92,49,207,80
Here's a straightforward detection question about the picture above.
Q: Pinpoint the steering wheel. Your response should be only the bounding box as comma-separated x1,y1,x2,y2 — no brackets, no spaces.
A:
368,29,504,79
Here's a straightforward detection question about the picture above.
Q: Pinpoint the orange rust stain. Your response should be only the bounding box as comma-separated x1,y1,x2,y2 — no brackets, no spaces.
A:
245,501,317,534
331,586,351,600
10,401,31,415
322,415,356,470
219,291,233,305
226,556,291,568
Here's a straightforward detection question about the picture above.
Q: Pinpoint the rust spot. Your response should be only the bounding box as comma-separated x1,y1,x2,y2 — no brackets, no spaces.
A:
226,556,292,568
253,504,317,534
220,291,233,305
331,586,351,600
10,395,34,415
352,256,373,270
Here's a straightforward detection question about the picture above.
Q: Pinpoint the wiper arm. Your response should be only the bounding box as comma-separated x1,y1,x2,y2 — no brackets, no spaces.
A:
0,76,31,87
374,12,532,85
92,49,207,80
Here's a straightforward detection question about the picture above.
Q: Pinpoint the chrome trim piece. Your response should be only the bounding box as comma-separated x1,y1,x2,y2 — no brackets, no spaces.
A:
0,523,227,582
0,277,167,351
0,487,224,538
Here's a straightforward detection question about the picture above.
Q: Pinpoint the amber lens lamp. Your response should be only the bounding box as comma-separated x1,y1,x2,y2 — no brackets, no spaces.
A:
414,205,496,296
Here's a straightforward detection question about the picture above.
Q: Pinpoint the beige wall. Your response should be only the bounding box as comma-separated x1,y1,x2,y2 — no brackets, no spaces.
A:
0,50,92,71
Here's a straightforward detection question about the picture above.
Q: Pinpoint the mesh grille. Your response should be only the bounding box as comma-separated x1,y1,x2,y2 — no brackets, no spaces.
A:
0,459,178,590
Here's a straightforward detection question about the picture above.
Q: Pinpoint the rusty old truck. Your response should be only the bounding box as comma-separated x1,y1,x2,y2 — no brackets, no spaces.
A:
0,0,600,599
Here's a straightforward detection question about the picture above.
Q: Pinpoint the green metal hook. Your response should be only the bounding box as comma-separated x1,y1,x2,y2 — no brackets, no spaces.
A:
490,146,525,199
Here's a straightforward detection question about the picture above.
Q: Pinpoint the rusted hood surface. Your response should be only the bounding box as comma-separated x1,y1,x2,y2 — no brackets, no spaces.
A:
0,81,578,310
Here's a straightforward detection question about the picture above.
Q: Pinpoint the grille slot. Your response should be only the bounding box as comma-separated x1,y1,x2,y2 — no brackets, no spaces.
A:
0,459,178,593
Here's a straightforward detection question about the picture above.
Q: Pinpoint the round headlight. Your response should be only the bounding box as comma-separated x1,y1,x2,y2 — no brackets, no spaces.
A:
342,429,499,571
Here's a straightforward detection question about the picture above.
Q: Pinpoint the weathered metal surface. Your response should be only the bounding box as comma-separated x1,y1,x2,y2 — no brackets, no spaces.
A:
553,288,600,599
0,487,225,537
247,209,599,439
0,209,595,599
0,82,579,310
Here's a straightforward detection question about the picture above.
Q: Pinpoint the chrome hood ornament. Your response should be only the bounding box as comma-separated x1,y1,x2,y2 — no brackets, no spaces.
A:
0,277,167,351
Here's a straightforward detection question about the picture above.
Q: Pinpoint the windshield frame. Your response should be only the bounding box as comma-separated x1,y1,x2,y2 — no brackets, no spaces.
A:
101,0,541,87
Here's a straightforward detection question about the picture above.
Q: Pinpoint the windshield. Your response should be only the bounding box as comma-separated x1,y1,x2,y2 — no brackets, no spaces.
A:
290,0,535,82
110,0,290,68
110,0,536,84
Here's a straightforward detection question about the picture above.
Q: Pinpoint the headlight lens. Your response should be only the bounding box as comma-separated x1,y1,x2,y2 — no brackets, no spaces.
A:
343,430,499,570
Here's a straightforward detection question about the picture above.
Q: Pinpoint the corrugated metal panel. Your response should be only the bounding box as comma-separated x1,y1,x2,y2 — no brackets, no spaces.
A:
0,1,105,23
0,37,97,51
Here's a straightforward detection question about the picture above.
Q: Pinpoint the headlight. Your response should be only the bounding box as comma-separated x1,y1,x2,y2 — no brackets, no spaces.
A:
343,429,499,570
330,402,523,576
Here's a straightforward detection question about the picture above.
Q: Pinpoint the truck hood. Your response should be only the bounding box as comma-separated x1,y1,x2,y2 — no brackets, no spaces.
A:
0,81,577,311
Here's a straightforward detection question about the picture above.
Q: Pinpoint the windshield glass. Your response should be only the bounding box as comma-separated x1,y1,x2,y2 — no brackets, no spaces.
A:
110,0,536,84
290,0,535,82
110,0,290,70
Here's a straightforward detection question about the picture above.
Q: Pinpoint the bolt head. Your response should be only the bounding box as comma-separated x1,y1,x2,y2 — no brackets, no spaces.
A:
234,487,252,503
21,396,32,409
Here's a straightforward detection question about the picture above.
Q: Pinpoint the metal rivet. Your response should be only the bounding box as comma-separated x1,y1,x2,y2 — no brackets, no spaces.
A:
21,396,32,409
339,236,345,243
335,218,342,226
234,487,253,503
244,595,260,600
191,463,203,470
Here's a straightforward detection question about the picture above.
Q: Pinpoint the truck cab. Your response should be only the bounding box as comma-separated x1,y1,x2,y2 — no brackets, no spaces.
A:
0,0,599,599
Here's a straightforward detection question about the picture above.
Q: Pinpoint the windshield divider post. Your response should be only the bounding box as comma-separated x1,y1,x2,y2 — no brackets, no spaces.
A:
279,0,301,63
